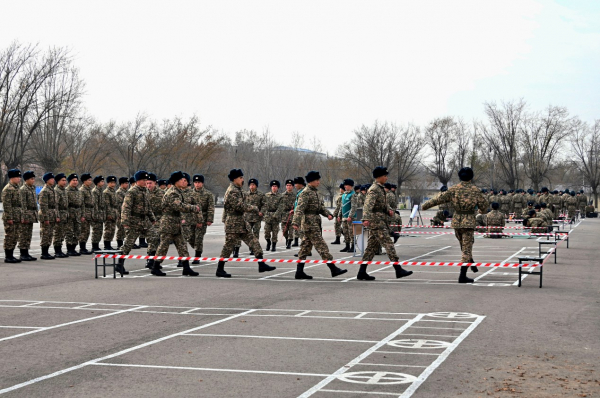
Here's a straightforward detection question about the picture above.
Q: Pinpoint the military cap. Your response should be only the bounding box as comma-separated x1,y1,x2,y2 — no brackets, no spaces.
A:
364,184,372,190
42,172,54,182
493,190,498,195
491,202,500,210
293,176,306,186
580,189,584,193
147,173,157,182
270,180,280,188
570,190,576,196
118,177,129,184
391,184,397,189
7,169,21,179
106,175,117,183
182,172,191,183
534,204,541,210
248,178,259,186
193,174,204,183
228,169,244,181
305,171,321,183
384,182,392,189
457,167,474,181
527,189,534,194
372,166,388,178
80,173,92,182
285,179,294,185
23,171,35,180
360,185,368,191
93,175,104,184
553,190,559,194
342,178,355,187
501,190,507,195
353,186,360,191
129,177,135,184
55,173,66,181
67,173,78,182
339,183,345,190
528,210,537,217
169,170,185,184
440,185,448,192
509,189,514,193
158,179,168,186
134,170,149,181
527,201,534,206
541,187,549,193
540,202,547,208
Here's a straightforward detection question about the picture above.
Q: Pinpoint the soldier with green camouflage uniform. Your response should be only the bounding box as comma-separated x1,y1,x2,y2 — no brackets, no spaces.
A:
65,174,83,256
280,179,296,249
52,173,69,258
431,209,449,226
19,171,38,260
101,176,119,250
2,169,24,263
499,190,511,218
180,172,196,250
565,191,579,222
90,176,106,252
216,169,276,278
485,203,505,238
190,174,214,264
356,167,412,281
291,171,346,280
77,173,94,254
525,209,547,233
291,177,306,247
245,178,265,253
331,184,344,246
340,179,359,253
38,173,59,259
578,190,587,219
262,180,283,252
512,189,526,218
385,182,401,239
423,167,488,283
115,177,129,248
145,173,164,268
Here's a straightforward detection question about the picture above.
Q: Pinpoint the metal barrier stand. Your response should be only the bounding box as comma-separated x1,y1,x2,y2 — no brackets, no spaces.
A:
94,250,123,279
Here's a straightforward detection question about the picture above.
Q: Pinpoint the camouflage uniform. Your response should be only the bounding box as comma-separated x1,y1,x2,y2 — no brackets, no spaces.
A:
292,185,333,260
332,195,343,240
79,184,95,244
280,190,296,241
512,193,526,219
578,193,588,217
340,190,359,245
192,186,214,253
541,208,554,225
220,183,263,257
19,184,38,250
53,184,69,249
121,185,155,255
147,186,165,253
66,186,83,246
155,186,199,261
431,210,447,226
245,188,265,239
565,195,578,219
103,186,119,243
387,191,402,233
181,187,197,245
38,184,58,247
422,180,488,262
361,183,398,262
2,182,22,250
476,212,487,228
527,216,547,233
485,209,505,238
91,186,106,244
499,194,511,218
262,191,282,245
115,187,127,242
293,187,305,241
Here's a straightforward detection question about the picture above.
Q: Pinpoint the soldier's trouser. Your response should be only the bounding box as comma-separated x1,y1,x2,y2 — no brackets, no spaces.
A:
281,221,292,240
3,221,19,250
454,228,475,262
182,224,195,246
40,221,56,247
342,220,353,245
122,222,151,255
579,205,586,217
103,219,117,242
156,231,189,259
148,221,161,253
334,218,342,238
362,227,399,262
18,222,34,250
568,207,577,219
248,221,261,239
220,231,262,258
53,220,68,247
116,219,126,241
264,219,279,243
293,223,304,240
66,215,81,245
513,207,523,220
91,220,104,243
192,224,207,252
298,228,333,260
79,218,92,243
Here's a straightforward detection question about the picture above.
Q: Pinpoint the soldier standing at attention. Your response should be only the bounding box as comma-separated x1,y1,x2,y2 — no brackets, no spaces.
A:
19,171,38,261
90,176,106,252
331,183,344,246
216,169,276,278
263,180,283,252
38,172,59,260
191,174,214,264
245,178,265,254
158,180,168,190
78,173,94,255
578,190,587,218
422,167,488,283
53,173,69,258
565,191,579,222
356,167,412,281
2,169,24,263
340,178,358,253
291,177,306,247
291,171,346,280
102,176,119,250
279,179,296,249
115,177,129,248
65,174,82,256
180,172,196,258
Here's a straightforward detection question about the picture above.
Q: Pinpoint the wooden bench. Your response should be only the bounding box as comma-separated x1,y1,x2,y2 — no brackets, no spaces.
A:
517,255,545,288
94,249,123,279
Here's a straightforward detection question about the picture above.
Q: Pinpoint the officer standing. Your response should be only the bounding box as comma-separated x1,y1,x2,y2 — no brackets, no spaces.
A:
280,179,296,249
339,178,358,253
245,178,265,253
19,171,38,261
53,173,69,258
38,172,59,260
2,169,24,263
78,173,94,254
65,174,83,256
90,176,106,252
115,177,129,248
102,176,119,250
191,174,214,263
262,180,283,252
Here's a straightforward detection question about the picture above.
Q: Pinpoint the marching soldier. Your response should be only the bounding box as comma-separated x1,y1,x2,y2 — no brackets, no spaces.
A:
65,174,83,256
2,169,23,263
180,172,196,256
356,167,412,281
291,177,306,247
262,180,283,252
422,167,488,283
191,174,214,263
292,171,346,280
38,172,59,259
280,179,296,249
53,173,69,258
102,176,119,250
78,173,94,254
91,176,106,252
245,178,265,254
331,183,344,246
340,178,358,253
216,169,276,278
146,173,166,269
115,177,129,248
127,176,141,250
19,171,38,261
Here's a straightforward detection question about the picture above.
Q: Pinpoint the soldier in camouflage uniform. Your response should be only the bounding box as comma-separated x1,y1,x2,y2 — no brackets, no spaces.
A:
2,169,24,263
262,180,283,252
180,172,196,252
158,179,168,190
38,172,59,259
340,179,359,253
432,209,449,226
102,176,119,250
90,176,106,252
216,169,276,278
245,178,265,254
280,179,296,249
77,173,94,254
190,174,214,263
385,183,401,240
485,203,505,238
145,171,202,277
19,171,38,260
578,190,588,219
331,184,344,246
356,167,412,281
52,173,69,258
291,177,306,247
539,203,554,227
499,190,511,218
145,173,164,268
65,174,83,256
525,209,547,233
115,177,129,248
291,171,346,280
565,191,579,222
423,167,488,283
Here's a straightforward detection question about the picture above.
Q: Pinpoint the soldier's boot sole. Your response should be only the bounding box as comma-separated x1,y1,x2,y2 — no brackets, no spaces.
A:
331,237,341,245
103,241,115,250
177,260,183,267
340,244,350,252
458,276,474,283
4,250,20,263
20,249,37,261
54,248,68,258
151,268,166,276
393,265,413,278
258,262,276,273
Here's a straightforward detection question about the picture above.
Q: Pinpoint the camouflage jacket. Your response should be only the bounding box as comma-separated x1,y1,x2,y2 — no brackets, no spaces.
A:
20,184,38,223
103,186,119,221
281,190,296,222
386,191,397,210
2,183,22,222
527,216,547,233
362,183,391,230
245,189,265,223
476,213,487,227
79,185,95,220
578,194,588,207
512,194,526,210
224,183,258,234
181,187,197,224
432,209,447,226
193,186,214,224
485,209,505,231
422,180,487,229
333,195,342,218
356,192,365,208
525,194,537,205
121,185,155,227
66,186,83,218
160,186,199,235
149,187,166,221
565,196,578,209
262,191,283,223
116,187,127,211
541,209,554,224
539,193,551,207
38,184,58,222
56,185,69,221
92,186,106,221
499,195,511,212
292,184,331,232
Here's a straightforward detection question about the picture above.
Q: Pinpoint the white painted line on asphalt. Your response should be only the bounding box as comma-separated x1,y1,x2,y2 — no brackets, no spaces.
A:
21,302,45,307
0,326,43,329
374,351,440,356
92,363,329,377
474,247,525,282
179,308,201,314
406,326,467,331
297,314,425,397
400,315,485,397
320,389,398,396
354,312,368,319
295,310,311,317
181,333,379,343
399,333,464,338
72,304,96,309
259,254,356,280
358,363,427,368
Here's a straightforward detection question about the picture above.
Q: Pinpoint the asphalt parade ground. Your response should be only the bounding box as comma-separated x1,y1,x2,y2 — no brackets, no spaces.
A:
0,209,598,397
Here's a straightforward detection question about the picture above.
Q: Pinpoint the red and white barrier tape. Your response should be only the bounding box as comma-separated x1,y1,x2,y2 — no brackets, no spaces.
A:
389,224,553,230
397,231,567,236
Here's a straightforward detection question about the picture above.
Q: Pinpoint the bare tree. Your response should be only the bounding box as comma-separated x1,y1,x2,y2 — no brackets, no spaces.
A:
570,119,600,206
394,123,424,190
424,117,456,186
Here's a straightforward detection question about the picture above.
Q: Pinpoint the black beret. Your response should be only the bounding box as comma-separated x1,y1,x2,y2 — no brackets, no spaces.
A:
182,172,191,183
285,179,294,185
147,173,157,182
93,175,104,185
67,173,78,182
541,187,549,193
440,185,448,192
372,166,388,178
293,176,305,186
391,184,397,189
119,177,129,184
305,171,321,183
43,172,55,182
7,169,21,179
493,190,498,195
384,182,392,189
228,169,244,181
157,179,168,186
106,175,117,183
491,202,500,210
170,171,185,184
339,183,345,190
80,173,92,182
134,170,148,181
55,173,66,181
193,174,204,183
270,180,280,188
553,190,559,194
342,178,355,187
534,204,541,209
248,178,259,186
580,189,584,194
457,167,474,181
23,171,35,180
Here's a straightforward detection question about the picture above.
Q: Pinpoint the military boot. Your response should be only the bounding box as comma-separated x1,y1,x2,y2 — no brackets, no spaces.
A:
192,250,202,265
67,244,80,256
79,242,91,255
116,239,124,249
115,258,130,276
104,240,115,250
40,246,55,260
327,263,347,277
458,266,474,284
349,243,355,253
182,260,199,276
286,239,292,249
357,264,375,281
151,261,166,276
257,255,276,273
393,264,413,278
138,237,148,248
331,236,341,245
132,243,140,249
146,251,156,269
54,246,68,258
232,247,240,258
265,239,271,251
292,238,299,247
294,263,313,280
270,242,276,252
4,249,21,263
469,258,479,273
91,242,101,252
393,232,400,243
216,261,231,278
19,249,37,261
340,242,350,252
177,260,183,267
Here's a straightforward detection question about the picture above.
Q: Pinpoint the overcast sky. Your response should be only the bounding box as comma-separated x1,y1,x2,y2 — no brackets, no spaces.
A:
2,0,599,152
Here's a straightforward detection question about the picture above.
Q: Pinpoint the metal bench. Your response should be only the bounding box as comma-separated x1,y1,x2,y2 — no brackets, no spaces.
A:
538,240,558,264
517,256,544,288
94,249,123,279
